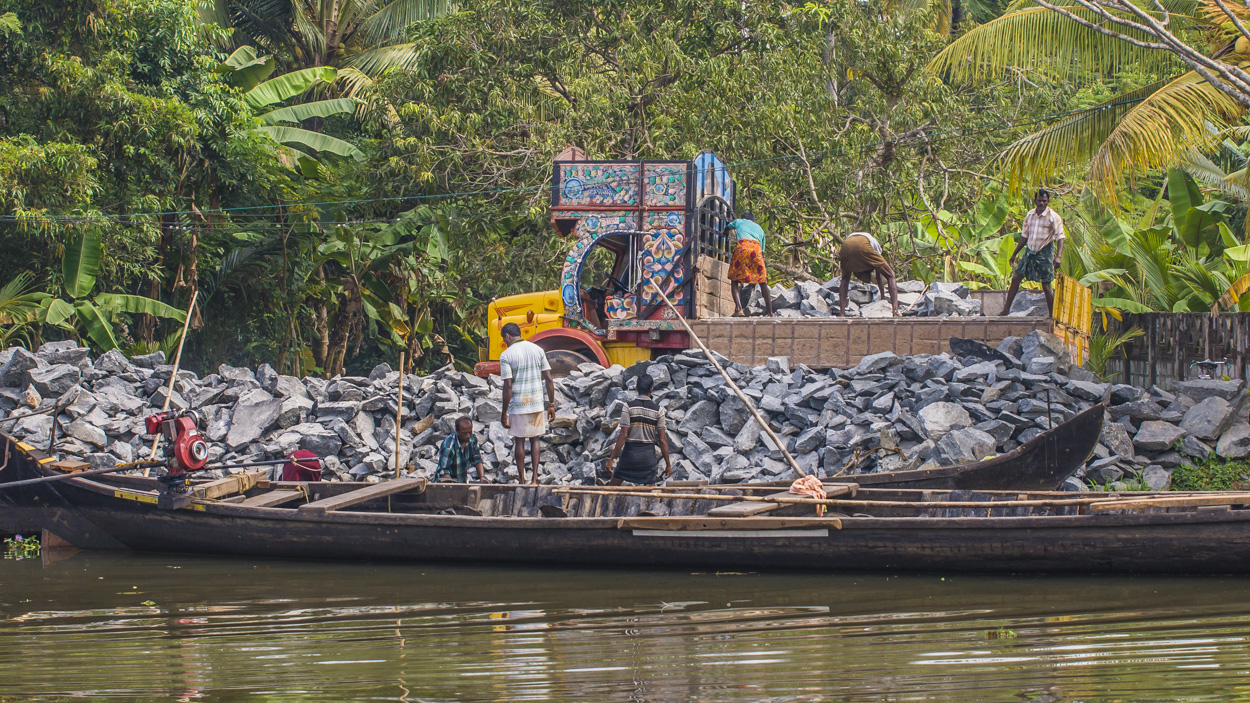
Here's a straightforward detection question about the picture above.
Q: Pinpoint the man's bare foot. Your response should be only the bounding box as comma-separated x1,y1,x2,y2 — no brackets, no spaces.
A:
530,479,539,486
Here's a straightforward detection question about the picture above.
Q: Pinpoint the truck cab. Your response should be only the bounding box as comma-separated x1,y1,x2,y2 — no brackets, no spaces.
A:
476,148,738,376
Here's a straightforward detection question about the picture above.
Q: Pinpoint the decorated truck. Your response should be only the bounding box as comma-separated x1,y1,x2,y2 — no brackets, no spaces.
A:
474,147,739,376
473,148,1054,377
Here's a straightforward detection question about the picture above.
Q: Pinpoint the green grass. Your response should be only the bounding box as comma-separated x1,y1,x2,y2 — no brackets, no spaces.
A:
1171,457,1250,491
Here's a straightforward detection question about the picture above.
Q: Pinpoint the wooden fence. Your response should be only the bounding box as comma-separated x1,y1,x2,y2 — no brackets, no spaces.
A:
1109,313,1250,390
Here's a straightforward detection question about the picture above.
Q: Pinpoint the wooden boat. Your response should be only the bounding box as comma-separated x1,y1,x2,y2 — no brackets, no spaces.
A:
5,427,1250,575
754,402,1103,491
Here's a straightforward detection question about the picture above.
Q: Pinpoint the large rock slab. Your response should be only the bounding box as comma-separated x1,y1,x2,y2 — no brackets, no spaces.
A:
917,401,972,441
1020,330,1071,372
1179,396,1238,441
1174,379,1246,403
28,364,81,397
934,427,997,465
0,348,40,388
1133,421,1187,452
225,391,282,449
1216,423,1250,459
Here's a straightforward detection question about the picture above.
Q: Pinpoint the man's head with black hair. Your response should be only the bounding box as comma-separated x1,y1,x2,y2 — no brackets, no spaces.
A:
636,373,655,395
501,322,522,344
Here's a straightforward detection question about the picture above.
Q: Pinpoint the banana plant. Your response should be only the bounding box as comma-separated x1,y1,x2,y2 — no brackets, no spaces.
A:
1074,169,1250,313
37,232,187,351
219,46,364,171
314,207,453,375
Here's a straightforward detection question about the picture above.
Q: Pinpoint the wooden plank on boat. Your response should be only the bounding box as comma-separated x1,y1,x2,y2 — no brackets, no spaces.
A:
619,517,843,531
1090,493,1250,512
193,470,268,501
241,490,304,508
705,484,857,517
296,478,423,515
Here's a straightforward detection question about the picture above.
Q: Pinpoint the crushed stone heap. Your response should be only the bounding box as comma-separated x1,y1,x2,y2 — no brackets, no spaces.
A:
752,278,1049,318
2,332,1245,491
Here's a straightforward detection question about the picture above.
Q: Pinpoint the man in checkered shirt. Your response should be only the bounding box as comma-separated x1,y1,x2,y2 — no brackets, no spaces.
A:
1001,188,1065,316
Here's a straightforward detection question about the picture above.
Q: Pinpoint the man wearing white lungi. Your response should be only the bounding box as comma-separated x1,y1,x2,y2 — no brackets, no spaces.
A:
499,323,556,485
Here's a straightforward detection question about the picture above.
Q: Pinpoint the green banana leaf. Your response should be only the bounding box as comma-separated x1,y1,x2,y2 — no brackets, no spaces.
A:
43,298,75,327
73,300,119,350
1092,296,1155,314
95,293,188,322
244,67,338,110
222,46,276,92
255,126,365,160
261,98,362,125
62,231,101,300
1167,168,1203,229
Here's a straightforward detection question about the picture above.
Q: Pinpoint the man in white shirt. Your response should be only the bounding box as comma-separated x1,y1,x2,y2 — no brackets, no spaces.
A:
1001,188,1065,316
499,323,556,485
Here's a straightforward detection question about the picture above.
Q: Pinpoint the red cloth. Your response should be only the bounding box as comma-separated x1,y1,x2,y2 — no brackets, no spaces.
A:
281,450,323,481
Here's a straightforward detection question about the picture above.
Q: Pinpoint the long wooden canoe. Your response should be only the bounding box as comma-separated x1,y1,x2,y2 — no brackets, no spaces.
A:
6,430,1250,575
757,402,1103,491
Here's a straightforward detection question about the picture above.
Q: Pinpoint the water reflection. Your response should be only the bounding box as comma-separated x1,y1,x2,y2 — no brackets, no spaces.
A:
1,554,1249,701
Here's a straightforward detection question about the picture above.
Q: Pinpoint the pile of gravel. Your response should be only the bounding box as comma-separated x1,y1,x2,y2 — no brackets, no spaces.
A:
1,332,1243,490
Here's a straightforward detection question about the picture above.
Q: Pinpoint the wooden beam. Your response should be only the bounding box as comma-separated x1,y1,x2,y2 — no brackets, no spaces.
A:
619,516,843,531
297,477,424,515
192,469,267,501
241,489,304,508
1090,494,1250,512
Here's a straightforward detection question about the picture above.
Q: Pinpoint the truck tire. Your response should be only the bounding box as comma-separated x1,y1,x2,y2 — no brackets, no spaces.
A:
545,349,593,378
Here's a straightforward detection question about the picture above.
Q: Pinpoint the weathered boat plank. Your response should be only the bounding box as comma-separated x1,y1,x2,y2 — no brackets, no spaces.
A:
241,490,303,508
297,478,423,515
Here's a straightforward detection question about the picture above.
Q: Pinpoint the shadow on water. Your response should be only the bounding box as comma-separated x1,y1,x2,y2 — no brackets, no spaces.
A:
2,552,1250,702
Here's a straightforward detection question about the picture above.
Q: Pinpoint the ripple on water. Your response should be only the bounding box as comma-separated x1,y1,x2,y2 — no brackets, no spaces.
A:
2,556,1250,701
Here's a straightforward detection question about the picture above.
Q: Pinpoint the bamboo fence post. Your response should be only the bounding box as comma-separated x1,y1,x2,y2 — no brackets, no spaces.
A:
143,291,198,476
647,280,806,477
395,351,405,478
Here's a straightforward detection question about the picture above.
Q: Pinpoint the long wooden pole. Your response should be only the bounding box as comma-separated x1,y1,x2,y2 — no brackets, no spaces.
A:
395,351,405,478
646,280,806,477
554,485,852,506
553,486,1136,510
143,291,198,475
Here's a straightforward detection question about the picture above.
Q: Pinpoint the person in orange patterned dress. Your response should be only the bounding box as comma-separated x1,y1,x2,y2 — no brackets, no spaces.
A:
726,211,773,317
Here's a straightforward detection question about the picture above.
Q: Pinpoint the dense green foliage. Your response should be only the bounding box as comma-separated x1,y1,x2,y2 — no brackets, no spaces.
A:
1172,456,1250,491
0,0,1242,375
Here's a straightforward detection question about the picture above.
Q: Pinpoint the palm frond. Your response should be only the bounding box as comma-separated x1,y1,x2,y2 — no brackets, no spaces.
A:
343,42,427,76
998,79,1171,192
354,0,448,46
928,4,1186,83
1088,71,1245,198
1178,148,1250,204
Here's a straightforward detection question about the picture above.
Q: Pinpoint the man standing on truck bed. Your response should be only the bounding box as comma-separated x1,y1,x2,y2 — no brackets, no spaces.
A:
838,232,899,317
499,323,556,485
726,211,774,317
1000,188,1064,316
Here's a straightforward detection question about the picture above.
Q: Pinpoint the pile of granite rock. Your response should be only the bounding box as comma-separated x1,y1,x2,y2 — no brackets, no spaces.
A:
747,278,1049,318
0,332,1246,491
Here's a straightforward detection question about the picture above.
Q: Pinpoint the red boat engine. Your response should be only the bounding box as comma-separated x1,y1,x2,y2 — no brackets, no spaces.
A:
144,410,209,508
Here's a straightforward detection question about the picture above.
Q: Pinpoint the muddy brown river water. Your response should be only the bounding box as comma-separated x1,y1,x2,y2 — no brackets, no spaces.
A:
1,552,1249,701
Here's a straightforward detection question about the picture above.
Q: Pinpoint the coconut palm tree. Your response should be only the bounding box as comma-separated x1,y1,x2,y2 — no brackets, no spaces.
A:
928,0,1250,198
200,0,449,97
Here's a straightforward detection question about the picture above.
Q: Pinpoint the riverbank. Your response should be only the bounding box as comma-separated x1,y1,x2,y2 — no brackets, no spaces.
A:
1,333,1246,489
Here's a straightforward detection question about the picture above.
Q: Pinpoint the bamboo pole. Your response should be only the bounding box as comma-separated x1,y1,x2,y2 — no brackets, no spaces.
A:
395,351,405,478
553,485,853,507
646,280,806,477
143,291,198,476
553,486,1128,510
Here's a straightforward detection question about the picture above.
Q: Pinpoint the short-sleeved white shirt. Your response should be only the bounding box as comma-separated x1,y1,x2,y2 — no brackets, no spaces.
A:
499,339,551,415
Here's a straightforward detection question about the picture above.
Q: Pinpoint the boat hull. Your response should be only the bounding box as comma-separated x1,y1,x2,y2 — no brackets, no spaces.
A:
23,462,1250,575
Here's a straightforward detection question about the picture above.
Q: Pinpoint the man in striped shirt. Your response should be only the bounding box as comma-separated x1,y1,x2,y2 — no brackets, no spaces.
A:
1001,188,1065,316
